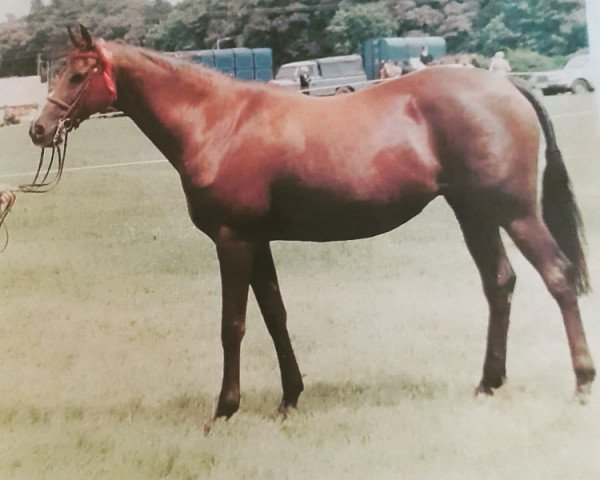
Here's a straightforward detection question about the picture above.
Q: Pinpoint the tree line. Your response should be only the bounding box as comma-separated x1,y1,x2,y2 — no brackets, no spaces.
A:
0,0,588,77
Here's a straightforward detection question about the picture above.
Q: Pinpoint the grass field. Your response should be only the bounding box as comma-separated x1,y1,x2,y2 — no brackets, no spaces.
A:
1,93,599,480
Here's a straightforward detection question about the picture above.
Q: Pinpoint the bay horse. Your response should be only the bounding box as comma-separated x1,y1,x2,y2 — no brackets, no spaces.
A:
30,25,594,423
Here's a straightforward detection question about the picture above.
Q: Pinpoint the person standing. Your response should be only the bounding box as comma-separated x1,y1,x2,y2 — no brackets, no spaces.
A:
296,66,311,95
383,60,398,78
488,51,512,76
419,46,433,66
379,60,389,79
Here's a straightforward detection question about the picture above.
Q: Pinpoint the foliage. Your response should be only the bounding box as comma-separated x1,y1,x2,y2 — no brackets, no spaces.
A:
326,2,396,54
382,0,477,52
505,48,567,72
0,0,590,76
239,0,340,66
473,0,587,56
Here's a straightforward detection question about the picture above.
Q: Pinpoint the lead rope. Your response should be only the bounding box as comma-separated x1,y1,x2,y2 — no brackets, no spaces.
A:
0,123,70,251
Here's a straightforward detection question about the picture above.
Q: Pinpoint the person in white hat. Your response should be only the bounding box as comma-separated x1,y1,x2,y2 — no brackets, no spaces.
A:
488,51,512,76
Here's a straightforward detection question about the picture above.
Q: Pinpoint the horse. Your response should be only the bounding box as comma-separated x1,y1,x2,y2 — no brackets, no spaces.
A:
30,25,595,424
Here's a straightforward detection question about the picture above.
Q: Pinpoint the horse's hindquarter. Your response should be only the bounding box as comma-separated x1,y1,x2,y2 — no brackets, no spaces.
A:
413,67,541,201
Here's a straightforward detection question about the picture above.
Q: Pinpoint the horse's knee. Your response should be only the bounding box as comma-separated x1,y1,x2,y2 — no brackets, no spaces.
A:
496,265,517,294
485,264,516,313
221,318,246,350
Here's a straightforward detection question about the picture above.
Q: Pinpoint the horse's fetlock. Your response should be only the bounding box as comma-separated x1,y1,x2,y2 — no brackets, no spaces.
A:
216,391,241,419
576,365,596,386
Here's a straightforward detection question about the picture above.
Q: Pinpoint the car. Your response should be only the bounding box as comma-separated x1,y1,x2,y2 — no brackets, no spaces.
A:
528,54,595,95
270,54,368,96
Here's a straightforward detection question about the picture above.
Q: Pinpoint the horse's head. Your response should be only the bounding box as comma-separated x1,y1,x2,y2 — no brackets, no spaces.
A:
29,24,116,147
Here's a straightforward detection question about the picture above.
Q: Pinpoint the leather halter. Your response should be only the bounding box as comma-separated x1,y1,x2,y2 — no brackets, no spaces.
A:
46,41,117,131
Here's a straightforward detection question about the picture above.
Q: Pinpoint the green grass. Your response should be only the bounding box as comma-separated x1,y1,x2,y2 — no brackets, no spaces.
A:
1,94,599,479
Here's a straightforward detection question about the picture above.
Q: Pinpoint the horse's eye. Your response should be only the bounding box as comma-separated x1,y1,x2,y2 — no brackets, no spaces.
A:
70,72,85,85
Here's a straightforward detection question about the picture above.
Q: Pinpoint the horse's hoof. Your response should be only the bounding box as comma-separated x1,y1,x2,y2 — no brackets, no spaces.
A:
203,418,213,436
274,400,297,421
203,414,229,436
576,382,592,405
474,384,494,397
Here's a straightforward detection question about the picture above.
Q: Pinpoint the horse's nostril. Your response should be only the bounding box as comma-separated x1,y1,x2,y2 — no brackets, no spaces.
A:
34,124,45,136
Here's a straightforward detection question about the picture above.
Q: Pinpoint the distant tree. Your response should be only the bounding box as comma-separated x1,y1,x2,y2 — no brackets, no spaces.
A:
30,0,46,14
473,0,587,56
438,1,478,52
477,14,519,56
0,0,590,77
326,2,396,54
141,0,174,48
383,0,476,52
0,18,35,75
152,0,210,51
241,0,339,65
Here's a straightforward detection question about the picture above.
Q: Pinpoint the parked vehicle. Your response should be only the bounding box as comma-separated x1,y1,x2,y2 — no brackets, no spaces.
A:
271,37,446,95
527,54,595,95
270,54,367,96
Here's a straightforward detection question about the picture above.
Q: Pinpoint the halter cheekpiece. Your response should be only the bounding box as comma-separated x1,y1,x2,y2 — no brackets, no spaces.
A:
46,41,117,132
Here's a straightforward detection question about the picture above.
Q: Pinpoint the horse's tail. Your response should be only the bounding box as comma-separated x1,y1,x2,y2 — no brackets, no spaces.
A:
510,77,590,295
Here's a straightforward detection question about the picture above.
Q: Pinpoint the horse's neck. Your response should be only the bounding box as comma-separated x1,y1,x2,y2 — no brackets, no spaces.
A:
110,44,233,168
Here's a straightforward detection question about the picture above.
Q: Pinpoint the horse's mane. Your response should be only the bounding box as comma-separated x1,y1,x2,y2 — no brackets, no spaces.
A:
116,43,280,95
138,49,202,75
106,41,314,102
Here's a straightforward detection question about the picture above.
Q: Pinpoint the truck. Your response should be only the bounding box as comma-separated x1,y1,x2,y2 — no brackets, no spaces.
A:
525,54,595,95
271,36,446,95
270,54,367,96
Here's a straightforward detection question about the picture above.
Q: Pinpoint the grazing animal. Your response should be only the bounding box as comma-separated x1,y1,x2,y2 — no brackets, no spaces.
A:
30,25,594,423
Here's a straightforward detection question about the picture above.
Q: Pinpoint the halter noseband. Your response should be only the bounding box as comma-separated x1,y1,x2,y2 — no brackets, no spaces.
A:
46,41,117,131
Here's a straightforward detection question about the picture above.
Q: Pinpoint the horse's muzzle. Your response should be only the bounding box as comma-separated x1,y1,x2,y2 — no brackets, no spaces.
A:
29,119,62,148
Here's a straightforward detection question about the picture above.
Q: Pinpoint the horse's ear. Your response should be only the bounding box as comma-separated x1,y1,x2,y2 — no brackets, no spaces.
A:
79,24,94,50
67,25,85,50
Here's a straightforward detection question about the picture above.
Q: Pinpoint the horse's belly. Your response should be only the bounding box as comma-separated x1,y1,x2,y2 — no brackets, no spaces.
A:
268,190,436,242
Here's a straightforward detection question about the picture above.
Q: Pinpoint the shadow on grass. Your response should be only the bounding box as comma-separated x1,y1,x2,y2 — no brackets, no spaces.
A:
0,374,450,427
242,373,450,418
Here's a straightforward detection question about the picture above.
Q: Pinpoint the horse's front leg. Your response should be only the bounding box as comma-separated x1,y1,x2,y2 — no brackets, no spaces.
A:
213,228,256,420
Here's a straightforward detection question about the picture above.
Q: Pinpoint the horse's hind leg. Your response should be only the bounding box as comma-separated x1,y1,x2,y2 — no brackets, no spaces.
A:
505,214,595,399
448,198,516,394
251,243,304,416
